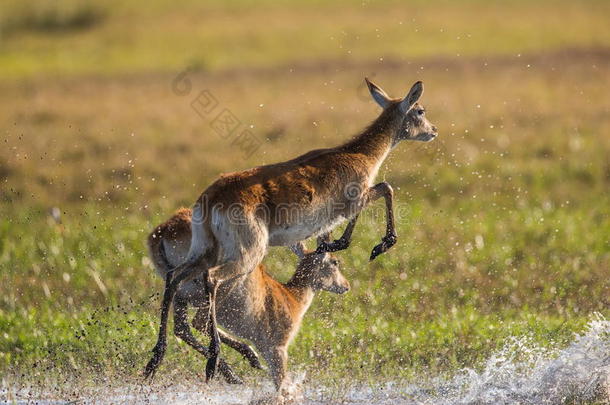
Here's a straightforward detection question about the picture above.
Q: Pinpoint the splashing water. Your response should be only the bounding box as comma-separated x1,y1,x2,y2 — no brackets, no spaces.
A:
2,316,608,404
430,315,610,405
313,315,609,405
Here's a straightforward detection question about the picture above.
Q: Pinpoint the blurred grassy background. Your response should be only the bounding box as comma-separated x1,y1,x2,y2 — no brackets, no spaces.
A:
0,0,609,397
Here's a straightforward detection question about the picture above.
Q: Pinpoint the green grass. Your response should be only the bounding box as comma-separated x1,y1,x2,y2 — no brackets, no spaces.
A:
0,0,104,36
0,0,609,402
1,0,609,78
1,185,607,389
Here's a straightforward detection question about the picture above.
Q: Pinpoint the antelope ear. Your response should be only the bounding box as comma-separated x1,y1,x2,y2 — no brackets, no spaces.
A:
290,242,306,259
399,81,424,113
365,77,391,109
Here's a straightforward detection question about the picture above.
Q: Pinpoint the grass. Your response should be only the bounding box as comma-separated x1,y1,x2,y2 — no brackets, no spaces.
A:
0,0,609,402
0,0,104,36
1,0,610,78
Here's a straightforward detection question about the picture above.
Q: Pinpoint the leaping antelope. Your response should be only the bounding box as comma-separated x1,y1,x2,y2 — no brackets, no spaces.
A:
144,78,438,381
148,208,349,390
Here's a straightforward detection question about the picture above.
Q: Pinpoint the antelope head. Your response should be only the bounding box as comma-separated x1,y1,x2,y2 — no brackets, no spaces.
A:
290,236,350,294
366,78,438,144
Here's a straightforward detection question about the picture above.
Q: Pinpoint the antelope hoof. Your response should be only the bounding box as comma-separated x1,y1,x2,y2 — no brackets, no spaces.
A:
143,342,166,380
369,234,397,261
315,238,349,254
205,355,220,382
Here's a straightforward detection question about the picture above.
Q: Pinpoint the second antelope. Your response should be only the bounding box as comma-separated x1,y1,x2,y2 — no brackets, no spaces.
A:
148,207,350,390
144,78,438,380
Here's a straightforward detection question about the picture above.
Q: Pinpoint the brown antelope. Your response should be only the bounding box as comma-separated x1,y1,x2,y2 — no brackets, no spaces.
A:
148,208,350,390
144,78,437,381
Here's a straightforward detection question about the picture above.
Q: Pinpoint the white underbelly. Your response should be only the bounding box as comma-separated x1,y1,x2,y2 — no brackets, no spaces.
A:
268,209,348,246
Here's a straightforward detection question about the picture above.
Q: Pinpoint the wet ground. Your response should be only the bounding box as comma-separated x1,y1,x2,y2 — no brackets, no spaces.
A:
2,317,608,405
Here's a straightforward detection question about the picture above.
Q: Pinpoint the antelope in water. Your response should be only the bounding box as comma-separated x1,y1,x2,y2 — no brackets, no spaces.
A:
148,207,350,390
144,78,438,380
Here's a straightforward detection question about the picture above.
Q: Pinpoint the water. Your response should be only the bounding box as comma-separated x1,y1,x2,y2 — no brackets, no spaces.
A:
3,316,608,404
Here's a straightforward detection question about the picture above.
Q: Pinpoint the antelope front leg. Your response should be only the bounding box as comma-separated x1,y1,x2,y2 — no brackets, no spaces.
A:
262,347,288,392
316,182,396,260
315,215,359,254
368,182,397,260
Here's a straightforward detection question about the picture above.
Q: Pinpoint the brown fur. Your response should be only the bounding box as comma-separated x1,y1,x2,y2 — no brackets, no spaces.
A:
144,79,436,383
200,108,398,218
148,209,349,390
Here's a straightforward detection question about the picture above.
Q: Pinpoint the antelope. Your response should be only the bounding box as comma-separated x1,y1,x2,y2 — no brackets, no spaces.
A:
148,207,350,390
144,78,438,381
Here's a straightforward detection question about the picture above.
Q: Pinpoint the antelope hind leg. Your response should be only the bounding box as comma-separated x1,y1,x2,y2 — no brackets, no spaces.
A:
173,297,243,384
144,256,203,379
193,307,264,370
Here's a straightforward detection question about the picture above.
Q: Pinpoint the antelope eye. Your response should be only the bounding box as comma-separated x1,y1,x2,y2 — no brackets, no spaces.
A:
330,259,339,266
417,109,425,116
